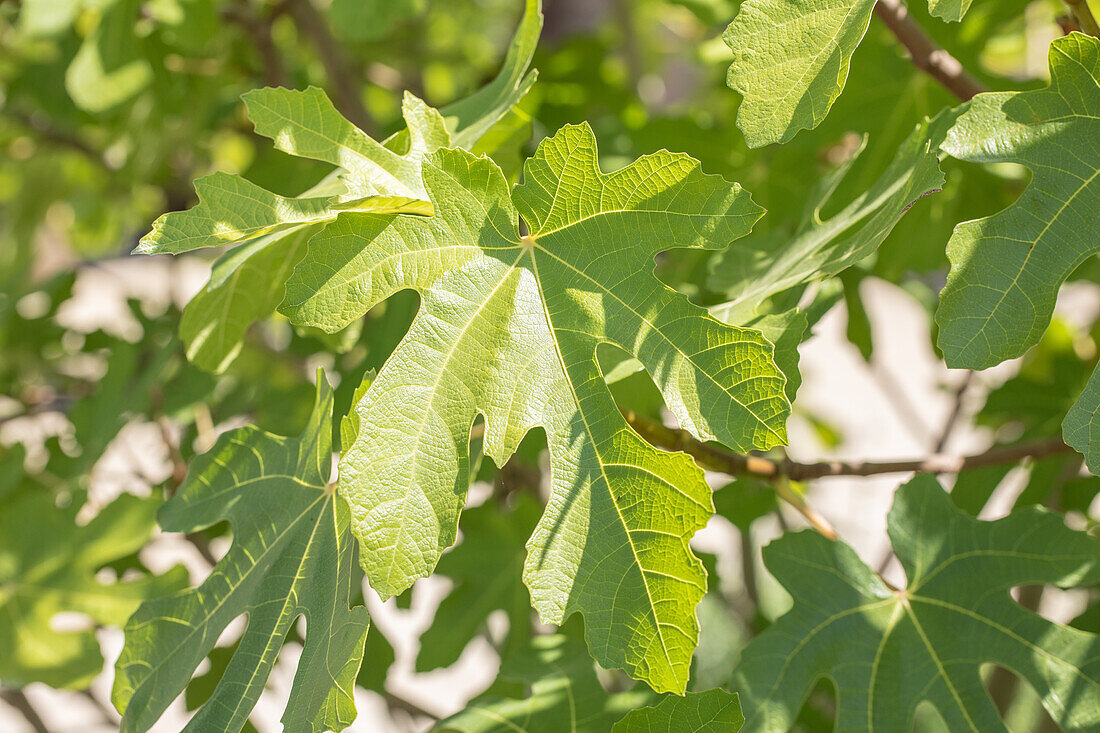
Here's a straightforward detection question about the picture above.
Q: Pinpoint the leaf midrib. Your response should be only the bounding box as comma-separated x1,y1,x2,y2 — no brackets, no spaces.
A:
902,599,980,731
378,250,527,593
222,494,335,727
121,490,328,721
248,95,415,198
535,245,786,447
949,120,1100,364
529,250,681,689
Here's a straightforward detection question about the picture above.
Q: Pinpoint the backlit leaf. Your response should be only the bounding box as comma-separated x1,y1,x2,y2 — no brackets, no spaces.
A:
143,0,542,372
287,123,787,693
136,90,445,257
724,0,877,147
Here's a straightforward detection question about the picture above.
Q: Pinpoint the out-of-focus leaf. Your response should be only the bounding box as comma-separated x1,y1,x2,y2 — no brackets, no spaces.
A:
18,0,81,35
713,478,778,531
0,491,186,689
949,464,1013,516
355,625,396,693
0,445,26,501
329,0,426,42
928,0,972,22
840,269,872,361
955,318,1094,515
437,0,542,150
65,0,153,113
46,306,180,480
1062,473,1100,516
978,320,1092,437
691,593,746,692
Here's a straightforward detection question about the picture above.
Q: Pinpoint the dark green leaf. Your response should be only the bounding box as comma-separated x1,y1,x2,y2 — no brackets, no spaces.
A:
732,474,1100,731
113,375,371,733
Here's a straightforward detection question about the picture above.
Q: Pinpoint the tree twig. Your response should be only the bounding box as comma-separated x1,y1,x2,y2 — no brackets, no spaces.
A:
286,0,375,135
155,415,189,494
871,360,934,445
0,689,50,733
622,411,838,537
221,0,288,87
150,387,188,495
874,369,974,574
150,389,220,566
622,410,1074,482
79,690,117,726
6,109,109,169
786,437,1073,480
383,689,442,720
739,532,759,608
873,0,987,101
932,370,973,454
184,532,219,566
613,0,642,91
1065,0,1100,36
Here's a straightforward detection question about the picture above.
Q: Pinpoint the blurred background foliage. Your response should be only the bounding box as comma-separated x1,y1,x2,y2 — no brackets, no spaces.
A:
0,0,1096,730
0,0,1076,469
